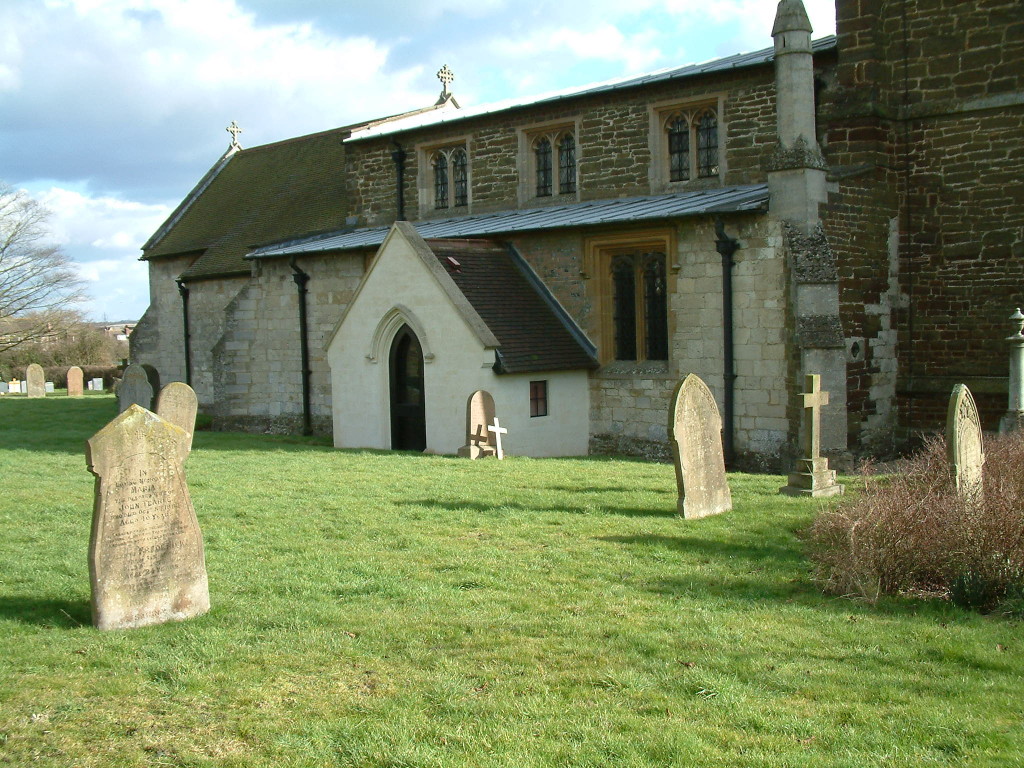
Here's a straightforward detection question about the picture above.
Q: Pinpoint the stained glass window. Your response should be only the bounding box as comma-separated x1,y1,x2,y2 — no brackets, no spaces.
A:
451,148,468,207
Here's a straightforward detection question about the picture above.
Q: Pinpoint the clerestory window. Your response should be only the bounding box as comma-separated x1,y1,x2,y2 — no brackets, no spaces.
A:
521,122,578,203
423,143,470,212
651,99,724,190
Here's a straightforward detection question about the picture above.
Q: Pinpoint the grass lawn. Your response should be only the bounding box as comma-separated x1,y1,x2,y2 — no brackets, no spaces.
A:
0,397,1020,767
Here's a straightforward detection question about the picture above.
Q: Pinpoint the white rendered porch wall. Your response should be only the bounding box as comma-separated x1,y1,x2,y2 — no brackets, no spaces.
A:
328,232,590,457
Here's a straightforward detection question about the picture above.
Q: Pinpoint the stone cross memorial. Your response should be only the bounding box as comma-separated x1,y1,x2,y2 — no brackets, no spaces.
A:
118,364,154,413
67,366,84,398
947,383,985,504
780,373,844,497
668,374,732,518
487,417,508,460
156,381,199,452
26,363,45,398
457,390,498,459
86,401,209,630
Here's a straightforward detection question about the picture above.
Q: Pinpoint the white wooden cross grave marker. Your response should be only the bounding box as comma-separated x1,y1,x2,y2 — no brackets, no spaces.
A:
487,417,508,460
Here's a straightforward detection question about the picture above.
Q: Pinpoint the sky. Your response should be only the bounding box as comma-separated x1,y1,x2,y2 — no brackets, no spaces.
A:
1,0,836,322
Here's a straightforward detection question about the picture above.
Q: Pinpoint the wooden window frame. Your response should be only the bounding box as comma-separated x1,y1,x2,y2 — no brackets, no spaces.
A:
529,380,548,417
583,229,676,365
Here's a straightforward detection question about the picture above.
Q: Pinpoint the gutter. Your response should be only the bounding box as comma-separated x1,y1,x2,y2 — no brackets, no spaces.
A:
176,279,192,386
289,256,313,435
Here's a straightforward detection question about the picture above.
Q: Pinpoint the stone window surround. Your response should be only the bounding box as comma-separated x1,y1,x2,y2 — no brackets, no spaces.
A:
648,94,727,194
516,118,581,206
582,228,677,366
416,137,472,217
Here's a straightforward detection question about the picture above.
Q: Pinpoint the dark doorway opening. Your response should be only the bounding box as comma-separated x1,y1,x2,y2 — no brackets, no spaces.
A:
389,325,426,451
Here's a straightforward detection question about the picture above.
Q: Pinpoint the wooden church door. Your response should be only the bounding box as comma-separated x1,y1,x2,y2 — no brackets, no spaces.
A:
389,325,427,451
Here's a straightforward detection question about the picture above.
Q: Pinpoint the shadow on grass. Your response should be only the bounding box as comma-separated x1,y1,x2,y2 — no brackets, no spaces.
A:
401,498,678,518
597,533,805,566
0,596,91,628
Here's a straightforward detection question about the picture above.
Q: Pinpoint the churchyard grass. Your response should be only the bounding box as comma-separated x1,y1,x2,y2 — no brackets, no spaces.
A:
1,398,1020,767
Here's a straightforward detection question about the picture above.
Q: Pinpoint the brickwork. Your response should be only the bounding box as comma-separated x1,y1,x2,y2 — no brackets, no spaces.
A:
823,0,1024,446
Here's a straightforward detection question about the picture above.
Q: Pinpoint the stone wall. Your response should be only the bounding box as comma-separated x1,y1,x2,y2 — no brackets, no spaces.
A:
130,255,194,390
211,253,366,434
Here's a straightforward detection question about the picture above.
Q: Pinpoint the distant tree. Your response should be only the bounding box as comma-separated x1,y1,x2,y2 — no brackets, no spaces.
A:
0,181,86,353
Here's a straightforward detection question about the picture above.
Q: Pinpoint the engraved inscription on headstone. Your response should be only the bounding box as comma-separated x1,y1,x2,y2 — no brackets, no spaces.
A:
457,390,497,459
668,374,732,519
947,383,985,504
118,364,154,413
26,363,45,398
87,404,209,630
67,366,84,397
156,382,199,453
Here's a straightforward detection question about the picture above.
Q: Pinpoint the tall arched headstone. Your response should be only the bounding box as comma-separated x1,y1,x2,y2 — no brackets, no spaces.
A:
156,382,199,453
457,390,498,459
947,383,985,505
67,366,84,397
118,364,154,413
668,374,732,519
26,364,45,398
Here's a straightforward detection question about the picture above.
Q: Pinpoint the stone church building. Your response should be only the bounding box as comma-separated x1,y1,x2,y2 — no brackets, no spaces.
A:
131,0,1023,465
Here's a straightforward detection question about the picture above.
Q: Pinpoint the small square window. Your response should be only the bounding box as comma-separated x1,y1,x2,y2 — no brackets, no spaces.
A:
530,380,548,417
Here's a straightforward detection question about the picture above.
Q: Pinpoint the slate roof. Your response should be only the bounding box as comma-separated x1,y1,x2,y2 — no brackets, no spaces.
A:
142,127,353,280
347,36,837,142
423,238,598,374
249,185,769,260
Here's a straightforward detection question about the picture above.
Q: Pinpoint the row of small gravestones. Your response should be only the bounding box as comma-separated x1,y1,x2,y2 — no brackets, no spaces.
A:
2,364,103,397
83,368,982,632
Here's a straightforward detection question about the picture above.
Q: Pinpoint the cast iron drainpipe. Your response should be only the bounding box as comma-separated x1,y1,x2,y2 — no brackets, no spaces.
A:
715,217,740,467
175,278,192,386
391,141,407,221
290,256,313,436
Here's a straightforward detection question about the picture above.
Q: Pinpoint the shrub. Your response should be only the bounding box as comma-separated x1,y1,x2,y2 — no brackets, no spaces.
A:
807,431,1024,613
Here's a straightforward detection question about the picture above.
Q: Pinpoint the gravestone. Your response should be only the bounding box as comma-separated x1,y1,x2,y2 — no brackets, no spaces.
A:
457,390,497,459
0,381,8,394
26,364,45,398
86,404,209,630
780,373,844,497
20,381,27,394
156,382,199,452
67,366,84,397
45,382,55,393
118,364,153,412
91,377,104,391
142,365,161,401
487,417,509,460
947,383,985,504
667,374,732,518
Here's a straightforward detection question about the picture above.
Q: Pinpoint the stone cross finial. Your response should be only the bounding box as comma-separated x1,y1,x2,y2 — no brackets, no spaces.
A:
799,373,828,460
437,65,455,97
226,121,243,150
487,417,508,460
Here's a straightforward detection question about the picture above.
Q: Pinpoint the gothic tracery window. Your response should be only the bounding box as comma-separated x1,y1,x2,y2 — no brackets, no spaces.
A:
535,138,552,197
696,110,719,178
526,126,577,200
662,104,721,184
430,145,469,210
610,250,668,362
558,134,576,194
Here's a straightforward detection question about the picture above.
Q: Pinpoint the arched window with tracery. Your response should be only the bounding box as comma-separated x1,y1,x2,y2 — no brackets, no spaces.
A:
535,138,552,197
451,148,468,207
429,145,469,210
432,152,449,209
558,133,576,194
696,110,719,178
667,115,690,182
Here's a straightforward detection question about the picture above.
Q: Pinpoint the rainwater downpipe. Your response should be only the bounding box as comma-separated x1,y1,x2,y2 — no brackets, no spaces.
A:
176,279,192,386
391,141,407,221
715,217,740,466
290,256,313,435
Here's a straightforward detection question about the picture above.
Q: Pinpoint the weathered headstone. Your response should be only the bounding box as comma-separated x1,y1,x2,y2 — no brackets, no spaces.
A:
67,366,84,397
156,382,199,452
44,381,55,393
19,381,27,394
0,381,8,394
118,364,154,412
91,377,104,391
142,365,161,401
667,374,732,518
947,383,985,504
457,390,497,459
26,364,45,398
86,404,209,630
780,373,844,497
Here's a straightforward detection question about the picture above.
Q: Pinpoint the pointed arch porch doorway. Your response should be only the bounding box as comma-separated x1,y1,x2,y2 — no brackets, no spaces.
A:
389,324,426,451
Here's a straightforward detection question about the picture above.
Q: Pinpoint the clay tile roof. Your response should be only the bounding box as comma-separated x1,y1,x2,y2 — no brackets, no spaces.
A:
424,238,598,374
143,127,352,280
